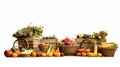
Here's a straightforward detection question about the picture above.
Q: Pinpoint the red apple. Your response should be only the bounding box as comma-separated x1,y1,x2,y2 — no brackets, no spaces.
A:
4,50,13,57
39,42,45,46
36,51,42,57
60,52,64,56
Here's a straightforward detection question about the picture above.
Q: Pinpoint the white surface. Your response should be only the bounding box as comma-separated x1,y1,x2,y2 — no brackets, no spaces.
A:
0,0,120,67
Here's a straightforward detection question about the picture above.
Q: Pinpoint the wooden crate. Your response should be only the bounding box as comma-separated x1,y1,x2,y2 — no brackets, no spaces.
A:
40,39,58,49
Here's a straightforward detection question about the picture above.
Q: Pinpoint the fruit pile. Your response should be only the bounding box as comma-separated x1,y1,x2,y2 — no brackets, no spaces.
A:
4,47,64,57
4,48,21,57
60,37,74,46
76,48,102,57
100,42,118,48
77,31,108,39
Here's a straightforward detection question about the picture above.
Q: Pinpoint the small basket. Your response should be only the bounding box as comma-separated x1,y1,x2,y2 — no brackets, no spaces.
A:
38,44,49,53
58,45,79,55
98,47,117,57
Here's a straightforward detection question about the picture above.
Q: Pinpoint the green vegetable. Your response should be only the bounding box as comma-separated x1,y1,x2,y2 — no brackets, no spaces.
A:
13,25,43,38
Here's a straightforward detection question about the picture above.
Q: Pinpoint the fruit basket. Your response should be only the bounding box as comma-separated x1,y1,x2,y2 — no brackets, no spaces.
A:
98,47,117,57
98,42,118,57
58,45,79,55
38,43,49,53
58,37,79,55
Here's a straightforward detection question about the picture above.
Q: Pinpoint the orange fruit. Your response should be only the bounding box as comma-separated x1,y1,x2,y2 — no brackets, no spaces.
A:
47,52,53,57
31,52,37,57
51,49,55,53
77,48,85,52
85,49,91,53
87,52,94,57
41,53,47,57
54,52,61,57
81,52,87,56
76,52,81,56
12,53,18,57
86,52,91,56
14,50,21,56
97,53,102,57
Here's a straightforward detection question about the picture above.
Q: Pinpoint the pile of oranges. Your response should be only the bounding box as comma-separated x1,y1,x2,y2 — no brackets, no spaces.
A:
31,48,64,57
76,48,102,57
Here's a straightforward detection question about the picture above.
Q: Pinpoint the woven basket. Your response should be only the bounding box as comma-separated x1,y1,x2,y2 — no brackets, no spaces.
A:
38,44,49,53
58,45,79,55
79,38,94,52
98,47,117,57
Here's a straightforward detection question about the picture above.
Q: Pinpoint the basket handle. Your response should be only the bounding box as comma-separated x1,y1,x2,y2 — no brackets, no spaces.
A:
12,39,18,48
79,38,93,49
13,38,29,50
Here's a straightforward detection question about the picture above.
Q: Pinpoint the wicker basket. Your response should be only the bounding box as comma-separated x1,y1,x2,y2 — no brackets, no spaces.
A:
98,47,117,57
79,38,94,52
58,45,79,55
38,44,49,53
13,36,41,51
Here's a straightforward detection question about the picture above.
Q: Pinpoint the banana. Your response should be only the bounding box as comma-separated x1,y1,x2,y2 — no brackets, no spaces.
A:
21,49,34,54
47,45,51,54
94,41,98,56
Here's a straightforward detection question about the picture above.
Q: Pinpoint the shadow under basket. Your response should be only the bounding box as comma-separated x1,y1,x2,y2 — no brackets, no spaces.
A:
98,47,117,57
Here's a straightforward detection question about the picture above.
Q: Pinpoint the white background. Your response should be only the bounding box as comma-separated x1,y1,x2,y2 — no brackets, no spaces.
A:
0,0,120,67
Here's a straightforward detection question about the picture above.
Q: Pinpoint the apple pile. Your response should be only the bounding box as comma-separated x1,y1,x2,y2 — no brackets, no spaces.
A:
61,37,74,46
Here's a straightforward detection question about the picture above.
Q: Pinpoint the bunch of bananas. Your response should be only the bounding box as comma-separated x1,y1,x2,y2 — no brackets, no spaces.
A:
100,42,118,48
